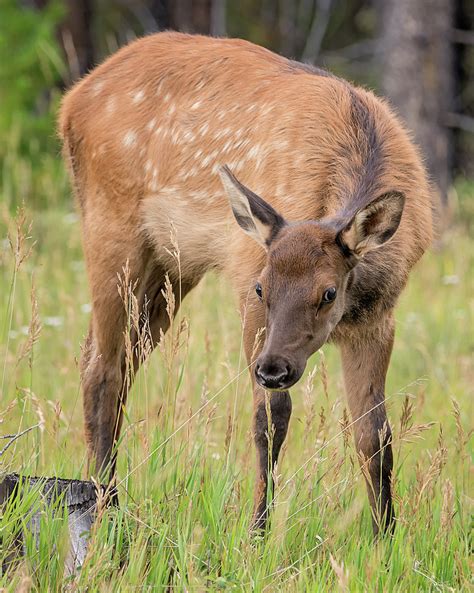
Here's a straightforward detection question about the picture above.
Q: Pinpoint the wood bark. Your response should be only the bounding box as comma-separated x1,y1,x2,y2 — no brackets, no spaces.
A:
380,0,454,206
0,473,104,574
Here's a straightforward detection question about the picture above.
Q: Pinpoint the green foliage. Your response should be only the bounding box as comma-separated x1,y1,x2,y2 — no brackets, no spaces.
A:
0,0,65,209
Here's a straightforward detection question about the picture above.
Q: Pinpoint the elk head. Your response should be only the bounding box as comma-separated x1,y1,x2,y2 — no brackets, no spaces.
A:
220,166,405,391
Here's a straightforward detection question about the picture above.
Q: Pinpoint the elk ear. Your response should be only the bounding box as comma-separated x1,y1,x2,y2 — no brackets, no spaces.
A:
337,191,405,258
219,165,286,249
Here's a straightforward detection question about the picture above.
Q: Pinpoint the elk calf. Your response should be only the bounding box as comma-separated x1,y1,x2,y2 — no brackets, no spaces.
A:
59,32,433,535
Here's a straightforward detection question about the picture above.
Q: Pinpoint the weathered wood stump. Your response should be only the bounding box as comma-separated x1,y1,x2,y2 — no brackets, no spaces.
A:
0,473,105,574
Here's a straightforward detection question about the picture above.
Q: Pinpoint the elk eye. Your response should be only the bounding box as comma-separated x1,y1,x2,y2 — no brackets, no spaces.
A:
322,287,337,303
255,282,263,301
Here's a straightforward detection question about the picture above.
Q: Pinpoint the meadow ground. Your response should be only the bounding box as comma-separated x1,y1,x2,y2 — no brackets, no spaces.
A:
0,172,472,591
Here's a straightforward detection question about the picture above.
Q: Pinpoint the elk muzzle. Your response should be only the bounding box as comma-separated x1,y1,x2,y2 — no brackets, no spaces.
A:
255,354,303,390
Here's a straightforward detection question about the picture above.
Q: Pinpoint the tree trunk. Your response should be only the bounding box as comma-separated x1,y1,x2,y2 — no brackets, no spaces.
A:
379,0,454,206
0,473,104,574
60,0,94,82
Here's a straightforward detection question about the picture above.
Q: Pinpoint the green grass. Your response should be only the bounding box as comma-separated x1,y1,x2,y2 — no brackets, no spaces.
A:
0,171,472,591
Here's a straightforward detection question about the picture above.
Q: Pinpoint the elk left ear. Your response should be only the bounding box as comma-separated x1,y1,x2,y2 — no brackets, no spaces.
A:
337,191,405,258
219,165,287,249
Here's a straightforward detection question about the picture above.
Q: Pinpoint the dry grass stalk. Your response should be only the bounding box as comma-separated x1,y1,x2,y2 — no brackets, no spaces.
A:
0,400,16,424
224,405,233,458
16,280,41,368
414,428,448,512
164,222,182,305
317,405,327,443
27,390,45,434
319,351,329,400
440,478,455,534
398,395,415,441
48,400,63,442
451,398,470,461
8,207,34,273
329,553,349,591
15,575,33,593
339,407,352,460
251,327,265,363
303,365,317,450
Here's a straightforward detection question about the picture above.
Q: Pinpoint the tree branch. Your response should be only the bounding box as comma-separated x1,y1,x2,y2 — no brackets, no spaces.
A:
451,29,474,46
445,113,474,134
0,424,39,457
302,0,333,63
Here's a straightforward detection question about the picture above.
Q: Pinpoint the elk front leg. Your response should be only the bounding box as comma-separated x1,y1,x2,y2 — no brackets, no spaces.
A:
252,386,292,530
339,316,395,536
240,293,292,531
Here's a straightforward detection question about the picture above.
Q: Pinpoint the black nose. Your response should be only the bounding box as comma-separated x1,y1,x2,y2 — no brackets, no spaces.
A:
255,361,292,390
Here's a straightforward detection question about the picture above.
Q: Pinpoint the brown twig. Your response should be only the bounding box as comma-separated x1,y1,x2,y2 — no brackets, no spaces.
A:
0,424,39,457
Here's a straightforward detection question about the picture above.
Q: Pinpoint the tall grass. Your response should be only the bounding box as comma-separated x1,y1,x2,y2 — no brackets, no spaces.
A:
0,170,472,591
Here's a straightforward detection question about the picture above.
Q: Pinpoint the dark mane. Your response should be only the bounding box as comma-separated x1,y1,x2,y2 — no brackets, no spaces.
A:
347,89,386,210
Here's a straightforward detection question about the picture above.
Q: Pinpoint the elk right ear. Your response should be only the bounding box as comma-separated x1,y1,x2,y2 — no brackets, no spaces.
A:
219,165,287,249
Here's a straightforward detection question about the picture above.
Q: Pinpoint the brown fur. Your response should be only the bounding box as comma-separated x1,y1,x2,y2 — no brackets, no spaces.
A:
59,32,433,535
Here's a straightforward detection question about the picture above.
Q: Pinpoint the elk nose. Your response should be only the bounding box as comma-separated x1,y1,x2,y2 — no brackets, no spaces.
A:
255,361,291,390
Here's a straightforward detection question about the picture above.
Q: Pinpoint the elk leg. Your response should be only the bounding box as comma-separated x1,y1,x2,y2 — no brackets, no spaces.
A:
240,295,292,531
339,316,395,536
252,386,292,530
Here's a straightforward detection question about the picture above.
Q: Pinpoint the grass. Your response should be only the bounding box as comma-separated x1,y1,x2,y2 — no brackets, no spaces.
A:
0,167,472,591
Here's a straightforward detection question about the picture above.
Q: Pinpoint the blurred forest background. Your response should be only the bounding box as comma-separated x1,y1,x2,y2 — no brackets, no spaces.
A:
1,0,473,213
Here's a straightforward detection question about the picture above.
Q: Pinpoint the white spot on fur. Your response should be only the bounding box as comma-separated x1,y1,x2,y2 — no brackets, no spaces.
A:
145,160,152,172
199,123,209,136
195,148,203,159
276,183,285,196
201,150,220,168
222,139,232,153
147,117,157,131
164,93,171,103
234,138,251,150
171,127,180,144
215,127,232,140
106,96,116,114
261,104,274,116
272,139,289,151
132,89,145,104
92,81,104,96
183,130,195,142
227,159,245,172
248,145,261,160
190,101,201,110
123,130,137,148
182,166,199,181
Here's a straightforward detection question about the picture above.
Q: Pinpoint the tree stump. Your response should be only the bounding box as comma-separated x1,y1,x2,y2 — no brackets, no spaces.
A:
0,473,105,574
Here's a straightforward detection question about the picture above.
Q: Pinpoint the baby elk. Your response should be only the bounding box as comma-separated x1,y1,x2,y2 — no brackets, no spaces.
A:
59,32,433,535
